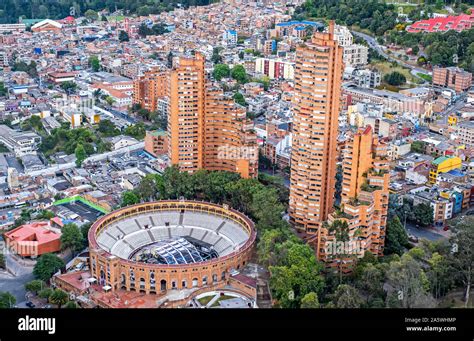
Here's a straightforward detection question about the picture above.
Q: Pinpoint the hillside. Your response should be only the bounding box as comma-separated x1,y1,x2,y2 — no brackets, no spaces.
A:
0,0,212,24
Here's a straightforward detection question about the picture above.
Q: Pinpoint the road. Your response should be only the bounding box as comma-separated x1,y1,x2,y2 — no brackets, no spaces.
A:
405,222,445,242
0,254,34,306
351,30,431,81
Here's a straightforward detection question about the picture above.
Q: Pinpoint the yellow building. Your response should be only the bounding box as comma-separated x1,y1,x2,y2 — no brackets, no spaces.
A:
429,156,462,183
448,115,457,126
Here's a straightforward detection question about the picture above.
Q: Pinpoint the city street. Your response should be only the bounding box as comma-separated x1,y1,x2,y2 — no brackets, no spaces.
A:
405,222,446,242
351,30,431,81
0,254,34,306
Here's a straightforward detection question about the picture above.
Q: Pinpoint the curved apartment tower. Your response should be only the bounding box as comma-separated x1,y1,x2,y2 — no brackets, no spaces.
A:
167,53,257,178
289,21,344,234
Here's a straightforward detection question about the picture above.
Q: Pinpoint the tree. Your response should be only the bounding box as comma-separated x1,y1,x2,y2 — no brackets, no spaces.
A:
124,123,146,140
105,96,115,106
385,216,409,255
38,288,53,299
354,262,385,306
0,82,8,97
33,254,65,282
25,280,46,294
383,71,406,86
269,242,325,308
36,210,55,220
64,301,78,308
121,191,140,206
332,284,364,308
385,254,436,308
0,292,16,308
89,56,100,72
136,174,161,202
80,223,92,249
49,289,68,308
410,141,425,153
213,64,230,80
60,224,84,253
258,228,293,267
60,81,77,94
412,203,434,227
98,119,120,137
448,217,474,307
233,92,246,106
211,47,222,64
428,252,453,300
119,30,129,42
230,65,248,83
84,9,98,21
327,219,350,283
300,292,320,308
75,144,87,167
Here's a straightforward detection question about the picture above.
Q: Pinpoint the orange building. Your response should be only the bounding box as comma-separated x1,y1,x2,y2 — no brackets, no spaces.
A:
433,66,472,93
204,86,258,178
4,222,61,257
289,21,344,233
323,126,390,272
144,130,168,157
167,54,258,178
133,68,168,112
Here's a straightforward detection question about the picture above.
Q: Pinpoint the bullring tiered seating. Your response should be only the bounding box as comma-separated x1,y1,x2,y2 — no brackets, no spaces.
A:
100,210,250,260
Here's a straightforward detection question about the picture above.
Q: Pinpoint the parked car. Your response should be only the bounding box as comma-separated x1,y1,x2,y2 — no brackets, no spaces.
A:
26,302,35,308
408,234,419,243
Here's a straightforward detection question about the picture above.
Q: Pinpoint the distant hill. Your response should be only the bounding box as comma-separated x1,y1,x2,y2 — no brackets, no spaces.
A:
0,0,212,24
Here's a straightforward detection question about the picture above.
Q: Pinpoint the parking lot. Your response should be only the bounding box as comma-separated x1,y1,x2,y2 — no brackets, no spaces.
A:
60,201,104,223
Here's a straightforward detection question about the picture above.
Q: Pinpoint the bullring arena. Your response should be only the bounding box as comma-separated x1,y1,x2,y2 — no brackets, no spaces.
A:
87,200,256,301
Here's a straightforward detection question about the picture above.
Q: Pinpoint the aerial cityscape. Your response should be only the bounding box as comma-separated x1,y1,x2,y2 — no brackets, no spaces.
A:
0,0,474,317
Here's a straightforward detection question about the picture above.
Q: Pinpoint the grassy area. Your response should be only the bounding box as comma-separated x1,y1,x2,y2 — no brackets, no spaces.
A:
106,15,125,22
393,3,419,14
417,73,432,82
371,61,420,88
210,295,235,307
197,295,215,306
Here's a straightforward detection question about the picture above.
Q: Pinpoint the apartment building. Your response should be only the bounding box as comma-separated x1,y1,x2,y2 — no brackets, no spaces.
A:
289,21,344,234
133,68,168,112
144,130,168,157
457,121,474,147
167,53,258,178
255,58,295,80
0,125,41,157
432,66,472,93
324,126,390,272
331,25,368,66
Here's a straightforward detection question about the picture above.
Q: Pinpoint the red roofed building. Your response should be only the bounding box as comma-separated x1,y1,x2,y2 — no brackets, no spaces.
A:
407,10,474,33
4,222,61,257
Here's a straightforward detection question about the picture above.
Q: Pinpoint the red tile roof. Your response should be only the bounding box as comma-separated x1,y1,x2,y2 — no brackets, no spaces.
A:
407,10,474,33
5,222,60,244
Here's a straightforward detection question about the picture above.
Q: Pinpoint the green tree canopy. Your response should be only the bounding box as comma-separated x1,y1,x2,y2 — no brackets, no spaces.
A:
230,65,248,83
0,292,16,308
60,224,84,253
385,216,409,255
49,289,69,308
213,64,230,81
33,254,65,282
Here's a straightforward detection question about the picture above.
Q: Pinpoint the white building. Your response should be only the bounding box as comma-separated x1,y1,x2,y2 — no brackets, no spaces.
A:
222,30,238,46
0,125,41,156
330,25,368,66
255,58,295,80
